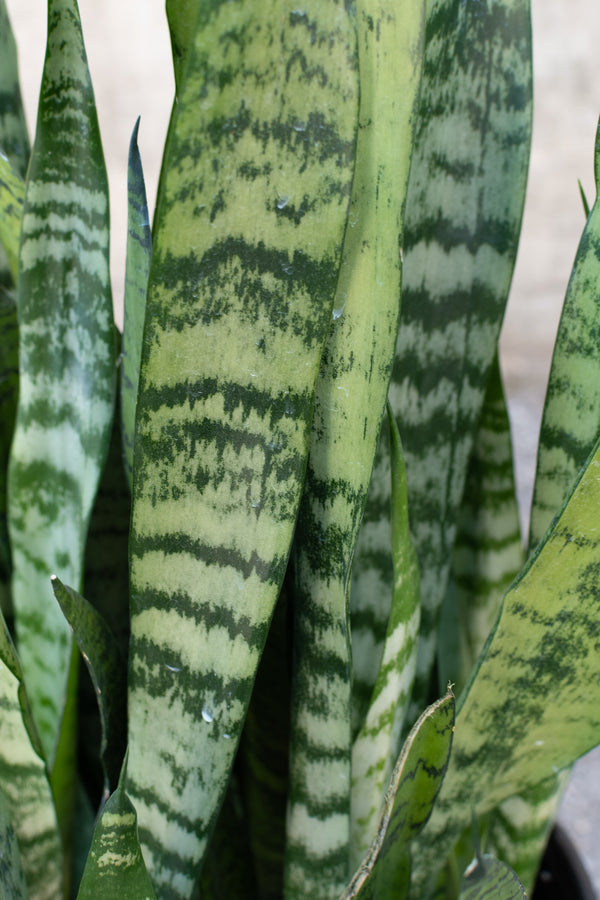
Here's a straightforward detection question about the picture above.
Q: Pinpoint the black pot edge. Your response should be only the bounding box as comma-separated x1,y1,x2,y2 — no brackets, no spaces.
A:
534,825,597,900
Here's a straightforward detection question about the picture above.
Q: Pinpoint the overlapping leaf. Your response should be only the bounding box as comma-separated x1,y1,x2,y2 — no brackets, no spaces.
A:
458,854,525,900
351,0,533,728
342,690,455,900
126,2,359,895
284,1,424,894
409,432,600,895
7,0,116,767
0,152,24,283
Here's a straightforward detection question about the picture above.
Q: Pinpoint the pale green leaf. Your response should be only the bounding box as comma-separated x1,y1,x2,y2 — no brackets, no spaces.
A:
0,151,24,283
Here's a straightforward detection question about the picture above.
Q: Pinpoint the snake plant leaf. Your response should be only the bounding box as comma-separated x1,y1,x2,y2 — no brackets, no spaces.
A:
486,771,568,896
409,431,600,896
342,690,455,900
284,2,424,895
51,577,127,798
438,355,524,696
530,114,600,548
0,151,24,283
0,785,27,900
77,761,157,900
578,179,590,219
121,119,151,489
238,584,291,899
0,0,30,178
458,855,525,900
352,0,533,727
351,404,420,868
7,0,116,765
0,610,63,898
126,2,358,895
165,0,199,91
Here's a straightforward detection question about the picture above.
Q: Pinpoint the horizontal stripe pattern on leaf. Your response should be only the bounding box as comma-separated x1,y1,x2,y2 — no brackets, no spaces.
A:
7,0,115,763
126,2,359,896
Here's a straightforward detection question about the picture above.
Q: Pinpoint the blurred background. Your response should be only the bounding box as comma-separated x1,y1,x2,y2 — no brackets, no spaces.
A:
5,0,600,892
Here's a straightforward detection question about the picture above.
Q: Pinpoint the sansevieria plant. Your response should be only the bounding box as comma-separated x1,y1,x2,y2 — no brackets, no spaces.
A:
1,0,600,898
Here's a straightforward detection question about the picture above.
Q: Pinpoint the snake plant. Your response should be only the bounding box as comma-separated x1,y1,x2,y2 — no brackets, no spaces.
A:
0,0,599,898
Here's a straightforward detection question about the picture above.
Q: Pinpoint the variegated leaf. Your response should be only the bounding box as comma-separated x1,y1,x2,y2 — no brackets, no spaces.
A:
7,0,116,764
458,854,525,900
342,691,455,900
438,355,524,695
77,762,156,900
351,0,533,728
126,3,359,895
0,151,24,283
351,404,420,868
409,433,600,895
0,611,63,898
284,1,424,895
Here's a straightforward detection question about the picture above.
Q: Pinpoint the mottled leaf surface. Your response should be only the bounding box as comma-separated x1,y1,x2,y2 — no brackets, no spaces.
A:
458,854,525,900
77,764,156,900
352,0,533,725
0,611,62,899
285,1,424,894
0,151,24,282
410,435,600,895
530,115,600,547
351,405,420,868
7,0,115,763
126,2,358,895
438,355,524,695
342,691,455,900
0,785,27,900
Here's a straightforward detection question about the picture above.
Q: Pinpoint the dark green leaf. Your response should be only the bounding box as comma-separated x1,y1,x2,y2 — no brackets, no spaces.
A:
459,854,525,900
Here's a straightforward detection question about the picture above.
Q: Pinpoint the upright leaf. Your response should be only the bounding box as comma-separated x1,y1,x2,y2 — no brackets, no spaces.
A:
351,405,420,867
0,152,24,283
530,115,600,547
126,3,359,896
0,0,30,177
438,355,524,695
0,785,27,900
284,2,424,895
121,119,151,488
458,855,525,900
352,0,533,725
409,432,600,895
8,0,115,764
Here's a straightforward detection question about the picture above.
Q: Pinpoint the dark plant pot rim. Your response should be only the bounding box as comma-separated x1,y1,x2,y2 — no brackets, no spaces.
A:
532,825,596,900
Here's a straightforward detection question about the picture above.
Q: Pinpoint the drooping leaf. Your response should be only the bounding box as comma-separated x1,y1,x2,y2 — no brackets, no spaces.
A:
77,762,157,900
284,1,424,895
0,784,27,900
530,114,600,548
458,854,525,900
0,611,63,898
121,119,151,489
351,0,533,726
438,355,524,695
0,151,24,283
351,403,420,868
409,431,600,895
7,0,116,767
126,3,359,896
341,690,455,900
52,576,127,799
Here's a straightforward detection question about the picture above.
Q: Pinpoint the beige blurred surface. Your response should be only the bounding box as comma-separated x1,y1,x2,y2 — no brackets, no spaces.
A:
5,0,600,892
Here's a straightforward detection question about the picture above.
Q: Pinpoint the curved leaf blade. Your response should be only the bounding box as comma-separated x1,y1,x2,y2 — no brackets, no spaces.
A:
410,432,600,894
126,3,359,895
7,0,116,763
342,690,455,900
459,854,525,900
